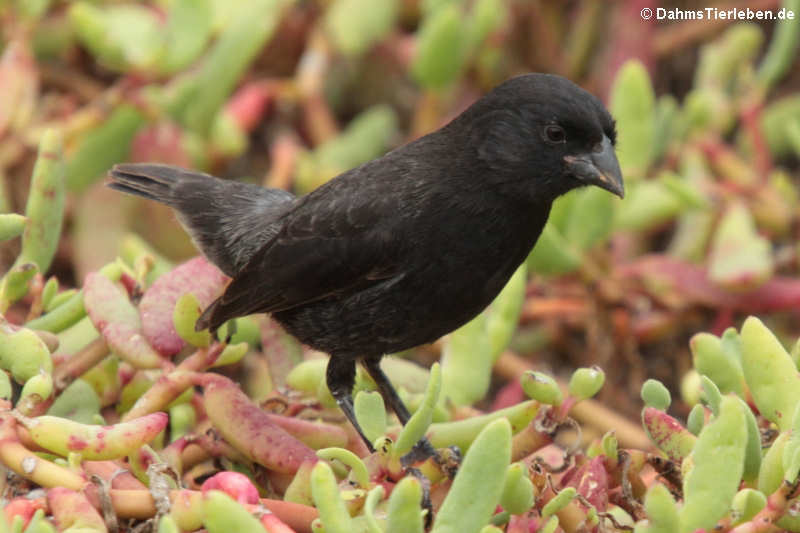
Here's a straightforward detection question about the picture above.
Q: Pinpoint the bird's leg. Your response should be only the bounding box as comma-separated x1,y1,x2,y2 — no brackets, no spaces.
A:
363,356,411,424
362,357,435,527
326,356,375,453
365,357,468,527
362,357,439,466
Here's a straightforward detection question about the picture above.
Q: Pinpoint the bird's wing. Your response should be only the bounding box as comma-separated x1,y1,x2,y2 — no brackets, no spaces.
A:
198,178,405,330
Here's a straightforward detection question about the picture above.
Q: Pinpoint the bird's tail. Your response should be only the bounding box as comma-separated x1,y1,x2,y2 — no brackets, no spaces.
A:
107,163,186,203
108,163,295,277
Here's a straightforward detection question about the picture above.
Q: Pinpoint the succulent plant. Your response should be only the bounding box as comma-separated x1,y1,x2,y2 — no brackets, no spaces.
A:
1,0,800,531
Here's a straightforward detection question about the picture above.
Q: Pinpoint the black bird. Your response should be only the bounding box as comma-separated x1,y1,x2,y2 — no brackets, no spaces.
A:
108,73,623,450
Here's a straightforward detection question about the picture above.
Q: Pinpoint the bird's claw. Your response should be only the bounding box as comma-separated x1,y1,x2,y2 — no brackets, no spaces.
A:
400,437,437,468
400,439,461,480
405,466,434,529
434,445,461,480
397,440,463,529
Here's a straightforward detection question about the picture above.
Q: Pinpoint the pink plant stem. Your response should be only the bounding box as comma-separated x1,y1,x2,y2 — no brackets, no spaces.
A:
47,487,107,531
619,255,800,313
0,406,86,490
740,97,773,180
98,488,317,533
121,343,223,422
729,480,798,533
52,337,109,393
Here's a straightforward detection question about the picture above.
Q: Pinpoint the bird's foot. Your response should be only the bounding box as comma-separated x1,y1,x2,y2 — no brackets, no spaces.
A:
400,437,437,468
398,439,461,529
405,466,434,529
432,445,461,480
401,438,461,480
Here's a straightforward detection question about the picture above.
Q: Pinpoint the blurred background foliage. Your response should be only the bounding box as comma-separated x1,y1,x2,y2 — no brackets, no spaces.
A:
1,0,799,417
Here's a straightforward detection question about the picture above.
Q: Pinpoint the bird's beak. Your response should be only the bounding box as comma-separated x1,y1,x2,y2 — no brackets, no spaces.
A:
564,135,624,198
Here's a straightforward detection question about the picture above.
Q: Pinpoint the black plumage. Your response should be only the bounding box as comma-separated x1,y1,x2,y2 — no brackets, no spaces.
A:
108,73,624,449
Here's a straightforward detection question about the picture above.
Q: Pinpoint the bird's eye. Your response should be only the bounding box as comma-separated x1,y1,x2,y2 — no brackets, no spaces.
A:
544,125,566,144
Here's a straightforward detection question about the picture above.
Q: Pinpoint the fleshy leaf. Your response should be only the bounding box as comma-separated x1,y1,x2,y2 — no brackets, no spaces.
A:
140,256,228,356
708,203,773,290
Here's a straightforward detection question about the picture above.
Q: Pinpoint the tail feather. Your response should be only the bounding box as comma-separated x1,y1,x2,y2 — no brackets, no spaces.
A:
106,181,161,202
108,164,217,205
195,299,219,332
107,163,296,277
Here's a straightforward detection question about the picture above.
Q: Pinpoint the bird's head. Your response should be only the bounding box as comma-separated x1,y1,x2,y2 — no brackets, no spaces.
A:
462,73,624,201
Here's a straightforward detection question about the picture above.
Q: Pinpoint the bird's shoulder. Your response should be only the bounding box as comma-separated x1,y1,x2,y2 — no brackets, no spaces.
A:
282,141,457,238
